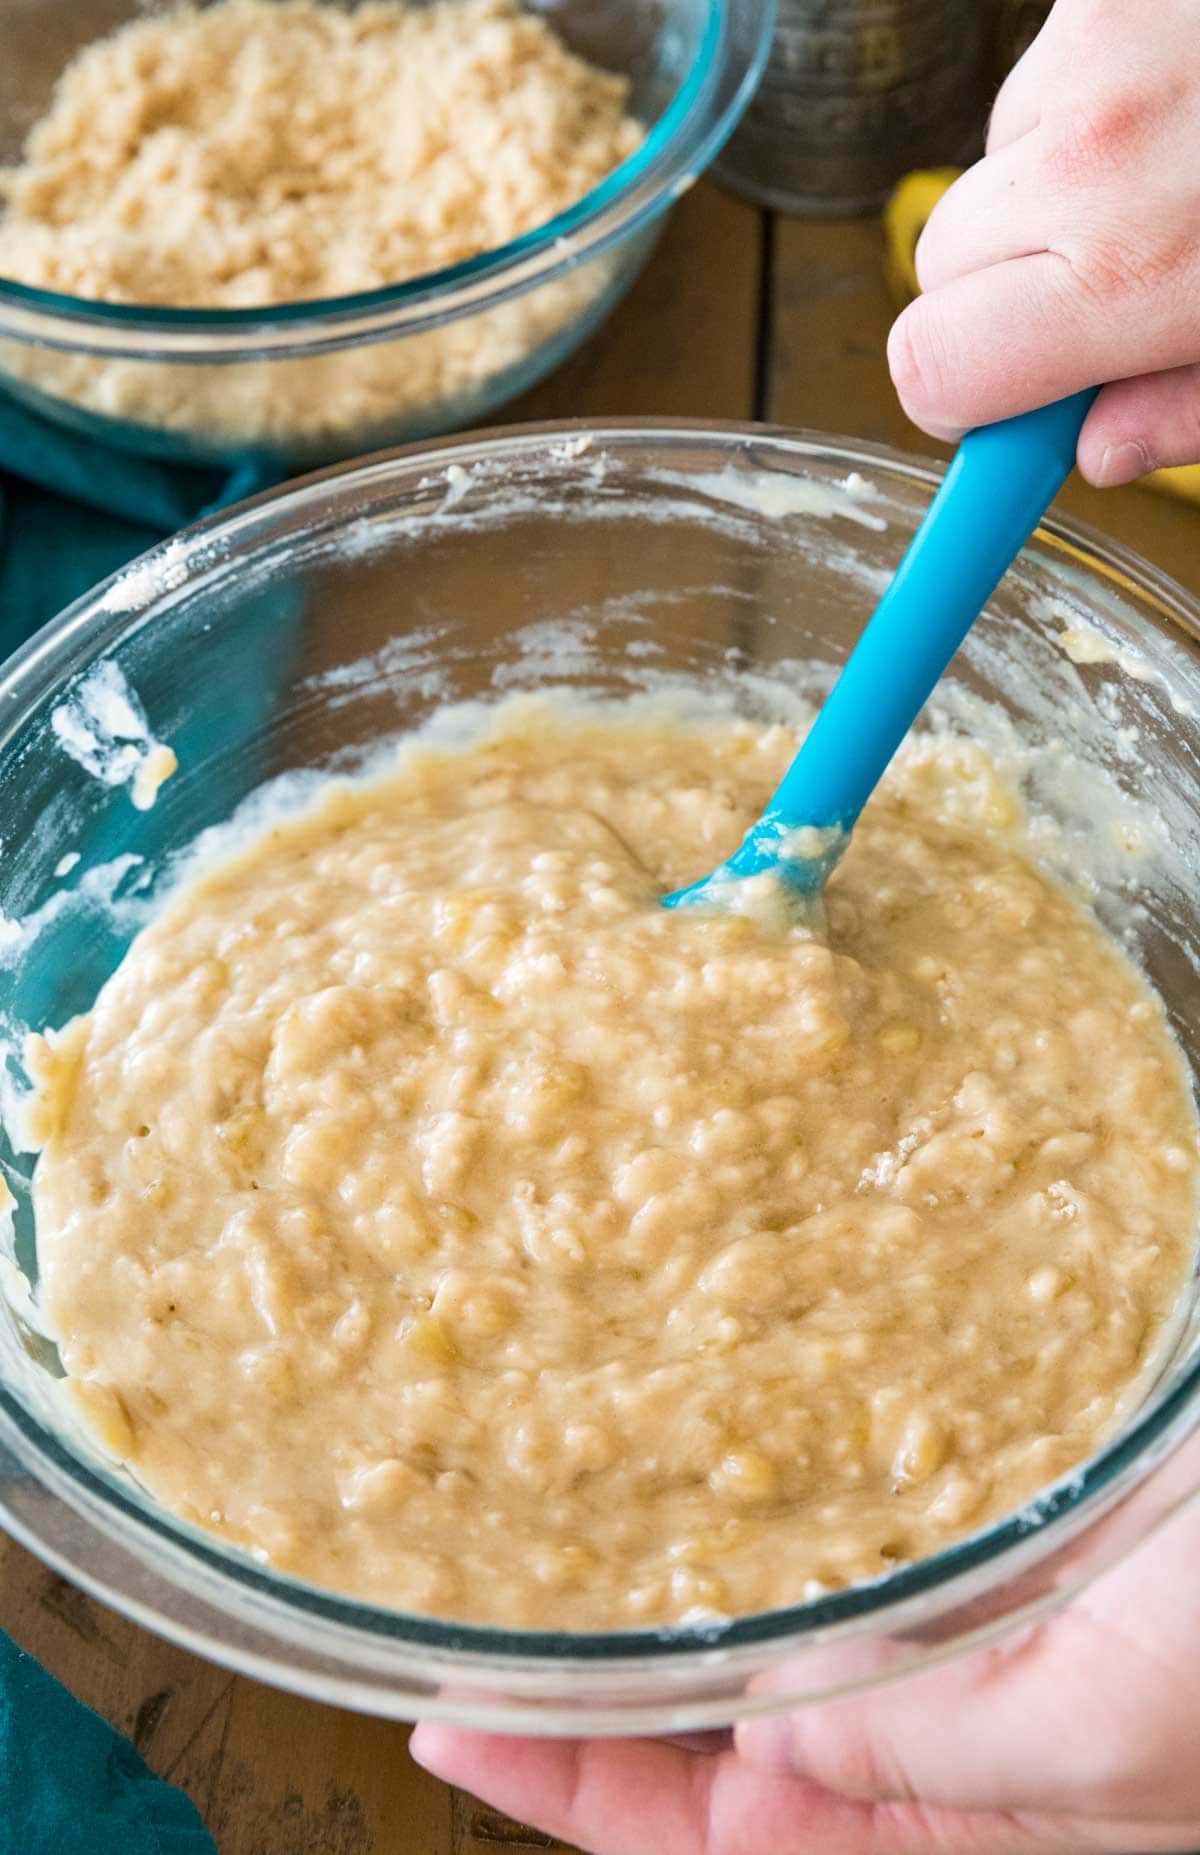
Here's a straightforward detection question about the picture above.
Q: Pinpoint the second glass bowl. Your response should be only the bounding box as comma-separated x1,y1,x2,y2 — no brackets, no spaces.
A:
0,0,773,469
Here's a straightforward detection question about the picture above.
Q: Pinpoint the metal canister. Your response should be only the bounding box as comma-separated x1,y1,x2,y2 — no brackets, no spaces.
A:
714,0,991,216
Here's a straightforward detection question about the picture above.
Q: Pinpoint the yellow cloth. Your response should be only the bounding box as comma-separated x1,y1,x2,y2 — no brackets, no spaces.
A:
883,170,1200,508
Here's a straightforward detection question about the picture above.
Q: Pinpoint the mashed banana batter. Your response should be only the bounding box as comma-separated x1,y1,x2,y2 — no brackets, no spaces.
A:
29,705,1197,1627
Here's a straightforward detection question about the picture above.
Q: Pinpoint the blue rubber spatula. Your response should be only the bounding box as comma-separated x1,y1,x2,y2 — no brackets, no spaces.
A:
664,388,1099,910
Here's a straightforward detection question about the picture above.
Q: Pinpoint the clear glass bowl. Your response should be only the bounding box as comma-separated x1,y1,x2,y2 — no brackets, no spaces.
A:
0,0,773,470
2,423,1200,1734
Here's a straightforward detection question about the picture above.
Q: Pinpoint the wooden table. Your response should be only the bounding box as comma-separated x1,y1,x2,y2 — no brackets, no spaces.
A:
3,182,1197,1855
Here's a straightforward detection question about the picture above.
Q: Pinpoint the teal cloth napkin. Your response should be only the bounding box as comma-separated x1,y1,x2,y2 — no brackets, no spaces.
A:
0,390,280,656
0,1628,216,1853
0,387,283,1851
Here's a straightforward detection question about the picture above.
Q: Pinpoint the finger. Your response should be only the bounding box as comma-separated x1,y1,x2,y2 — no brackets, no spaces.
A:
914,136,1046,294
889,252,1093,440
410,1730,837,1855
410,1730,732,1855
893,250,1200,442
888,236,1200,440
1077,364,1200,485
408,1726,1075,1855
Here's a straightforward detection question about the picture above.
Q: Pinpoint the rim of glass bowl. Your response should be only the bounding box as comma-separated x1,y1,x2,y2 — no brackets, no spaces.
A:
3,420,1200,1676
0,0,774,361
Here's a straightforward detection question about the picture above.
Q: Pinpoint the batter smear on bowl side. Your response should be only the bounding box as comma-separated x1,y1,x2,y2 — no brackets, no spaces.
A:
28,704,1198,1628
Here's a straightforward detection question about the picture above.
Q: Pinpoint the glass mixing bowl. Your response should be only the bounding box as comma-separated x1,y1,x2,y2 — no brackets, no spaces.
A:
0,0,772,471
2,422,1200,1734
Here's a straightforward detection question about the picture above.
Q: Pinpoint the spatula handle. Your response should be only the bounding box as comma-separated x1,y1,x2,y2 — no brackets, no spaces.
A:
742,387,1099,869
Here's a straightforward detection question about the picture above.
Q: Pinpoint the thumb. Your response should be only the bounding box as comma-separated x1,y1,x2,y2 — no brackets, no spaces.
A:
736,1609,1096,1812
735,1491,1200,1827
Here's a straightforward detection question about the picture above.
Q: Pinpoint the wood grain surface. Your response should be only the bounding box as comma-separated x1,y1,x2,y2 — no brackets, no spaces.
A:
3,175,1197,1854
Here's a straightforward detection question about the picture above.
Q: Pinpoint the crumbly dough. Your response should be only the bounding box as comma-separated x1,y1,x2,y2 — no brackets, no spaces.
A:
0,0,642,449
30,706,1197,1628
0,0,642,307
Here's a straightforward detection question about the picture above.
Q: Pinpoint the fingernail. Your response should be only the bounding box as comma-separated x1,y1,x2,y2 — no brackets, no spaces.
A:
1096,440,1152,488
735,1714,797,1774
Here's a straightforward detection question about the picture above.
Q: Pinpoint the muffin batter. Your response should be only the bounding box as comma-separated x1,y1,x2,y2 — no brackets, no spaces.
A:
29,705,1197,1627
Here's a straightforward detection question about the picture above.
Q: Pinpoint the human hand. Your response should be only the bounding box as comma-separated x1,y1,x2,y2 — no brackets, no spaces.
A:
888,0,1200,486
410,1477,1200,1854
